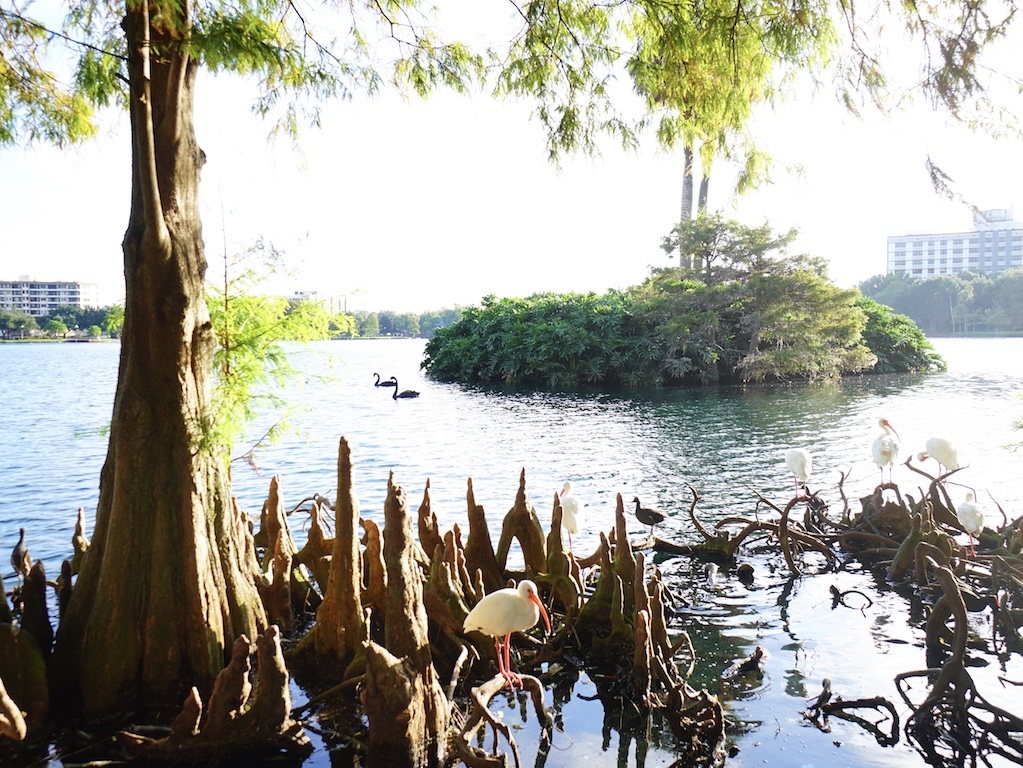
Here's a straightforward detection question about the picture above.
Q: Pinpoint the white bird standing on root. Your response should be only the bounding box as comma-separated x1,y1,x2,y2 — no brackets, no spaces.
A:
559,481,581,552
463,579,551,689
872,418,901,485
785,448,813,497
916,437,960,478
957,492,984,558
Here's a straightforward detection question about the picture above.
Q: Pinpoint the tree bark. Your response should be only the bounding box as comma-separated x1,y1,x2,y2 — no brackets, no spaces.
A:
361,474,449,767
295,437,367,673
495,469,547,575
463,478,503,593
51,1,265,720
679,145,694,269
697,174,709,214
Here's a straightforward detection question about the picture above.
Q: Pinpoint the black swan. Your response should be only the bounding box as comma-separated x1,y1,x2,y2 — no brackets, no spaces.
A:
388,377,420,399
373,372,395,387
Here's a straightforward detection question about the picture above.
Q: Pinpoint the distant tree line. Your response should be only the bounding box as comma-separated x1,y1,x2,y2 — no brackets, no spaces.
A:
349,308,463,339
859,269,1023,335
0,304,124,339
424,216,943,388
1,302,463,341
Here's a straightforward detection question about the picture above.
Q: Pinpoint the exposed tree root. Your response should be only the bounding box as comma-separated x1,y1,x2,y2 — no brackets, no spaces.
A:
116,627,311,760
25,437,1022,766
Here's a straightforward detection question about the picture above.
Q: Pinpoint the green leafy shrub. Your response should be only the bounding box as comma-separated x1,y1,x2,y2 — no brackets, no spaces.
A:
422,291,658,387
857,297,946,373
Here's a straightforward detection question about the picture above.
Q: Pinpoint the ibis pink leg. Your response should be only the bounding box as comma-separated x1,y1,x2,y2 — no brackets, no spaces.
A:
494,635,522,689
503,634,522,688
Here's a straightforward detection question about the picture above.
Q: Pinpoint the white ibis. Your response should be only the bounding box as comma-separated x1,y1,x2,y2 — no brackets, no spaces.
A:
871,418,900,484
558,481,581,551
463,579,551,688
956,492,984,558
387,377,420,399
785,448,813,497
631,497,667,537
916,437,960,477
11,528,31,587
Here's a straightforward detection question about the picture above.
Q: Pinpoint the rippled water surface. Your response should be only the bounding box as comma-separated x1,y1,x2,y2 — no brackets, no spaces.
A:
2,337,1022,766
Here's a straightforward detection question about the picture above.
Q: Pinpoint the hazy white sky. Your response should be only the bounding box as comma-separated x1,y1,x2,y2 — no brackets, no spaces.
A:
2,5,1022,314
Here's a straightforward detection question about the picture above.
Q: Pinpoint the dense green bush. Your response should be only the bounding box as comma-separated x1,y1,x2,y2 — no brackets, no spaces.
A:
857,297,946,373
422,291,659,387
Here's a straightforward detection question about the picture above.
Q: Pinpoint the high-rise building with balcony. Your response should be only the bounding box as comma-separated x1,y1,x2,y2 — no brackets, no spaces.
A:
886,208,1023,278
0,276,101,317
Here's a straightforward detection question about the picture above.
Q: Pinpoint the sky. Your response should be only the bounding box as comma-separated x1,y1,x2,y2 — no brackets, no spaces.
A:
3,5,1023,314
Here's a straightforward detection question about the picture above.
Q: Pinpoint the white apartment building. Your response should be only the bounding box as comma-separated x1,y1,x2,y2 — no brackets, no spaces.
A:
886,208,1023,278
0,277,100,317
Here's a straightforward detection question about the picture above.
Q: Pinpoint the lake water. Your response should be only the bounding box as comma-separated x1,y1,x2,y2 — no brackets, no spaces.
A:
2,337,1022,766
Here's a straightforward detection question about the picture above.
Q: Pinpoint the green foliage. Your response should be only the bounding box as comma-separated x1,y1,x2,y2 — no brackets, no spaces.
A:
102,305,125,337
44,318,68,337
88,325,103,338
856,297,946,373
733,268,874,382
426,218,941,388
0,6,99,146
423,291,658,387
397,312,420,337
377,310,421,337
42,304,110,331
495,2,628,162
625,0,833,200
660,212,797,280
329,312,358,338
419,307,462,338
350,308,461,338
3,0,1019,172
630,269,729,383
6,0,489,151
205,244,343,463
354,311,380,337
641,216,875,383
0,308,37,338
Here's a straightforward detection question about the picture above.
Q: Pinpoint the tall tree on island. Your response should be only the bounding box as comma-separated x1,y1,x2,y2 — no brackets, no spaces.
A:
626,0,828,265
1,0,1016,724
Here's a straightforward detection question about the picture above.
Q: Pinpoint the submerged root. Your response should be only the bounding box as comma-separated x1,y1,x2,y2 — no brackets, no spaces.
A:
452,674,551,768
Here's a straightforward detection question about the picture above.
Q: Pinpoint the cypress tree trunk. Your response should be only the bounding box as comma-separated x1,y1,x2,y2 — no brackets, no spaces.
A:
52,0,266,720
